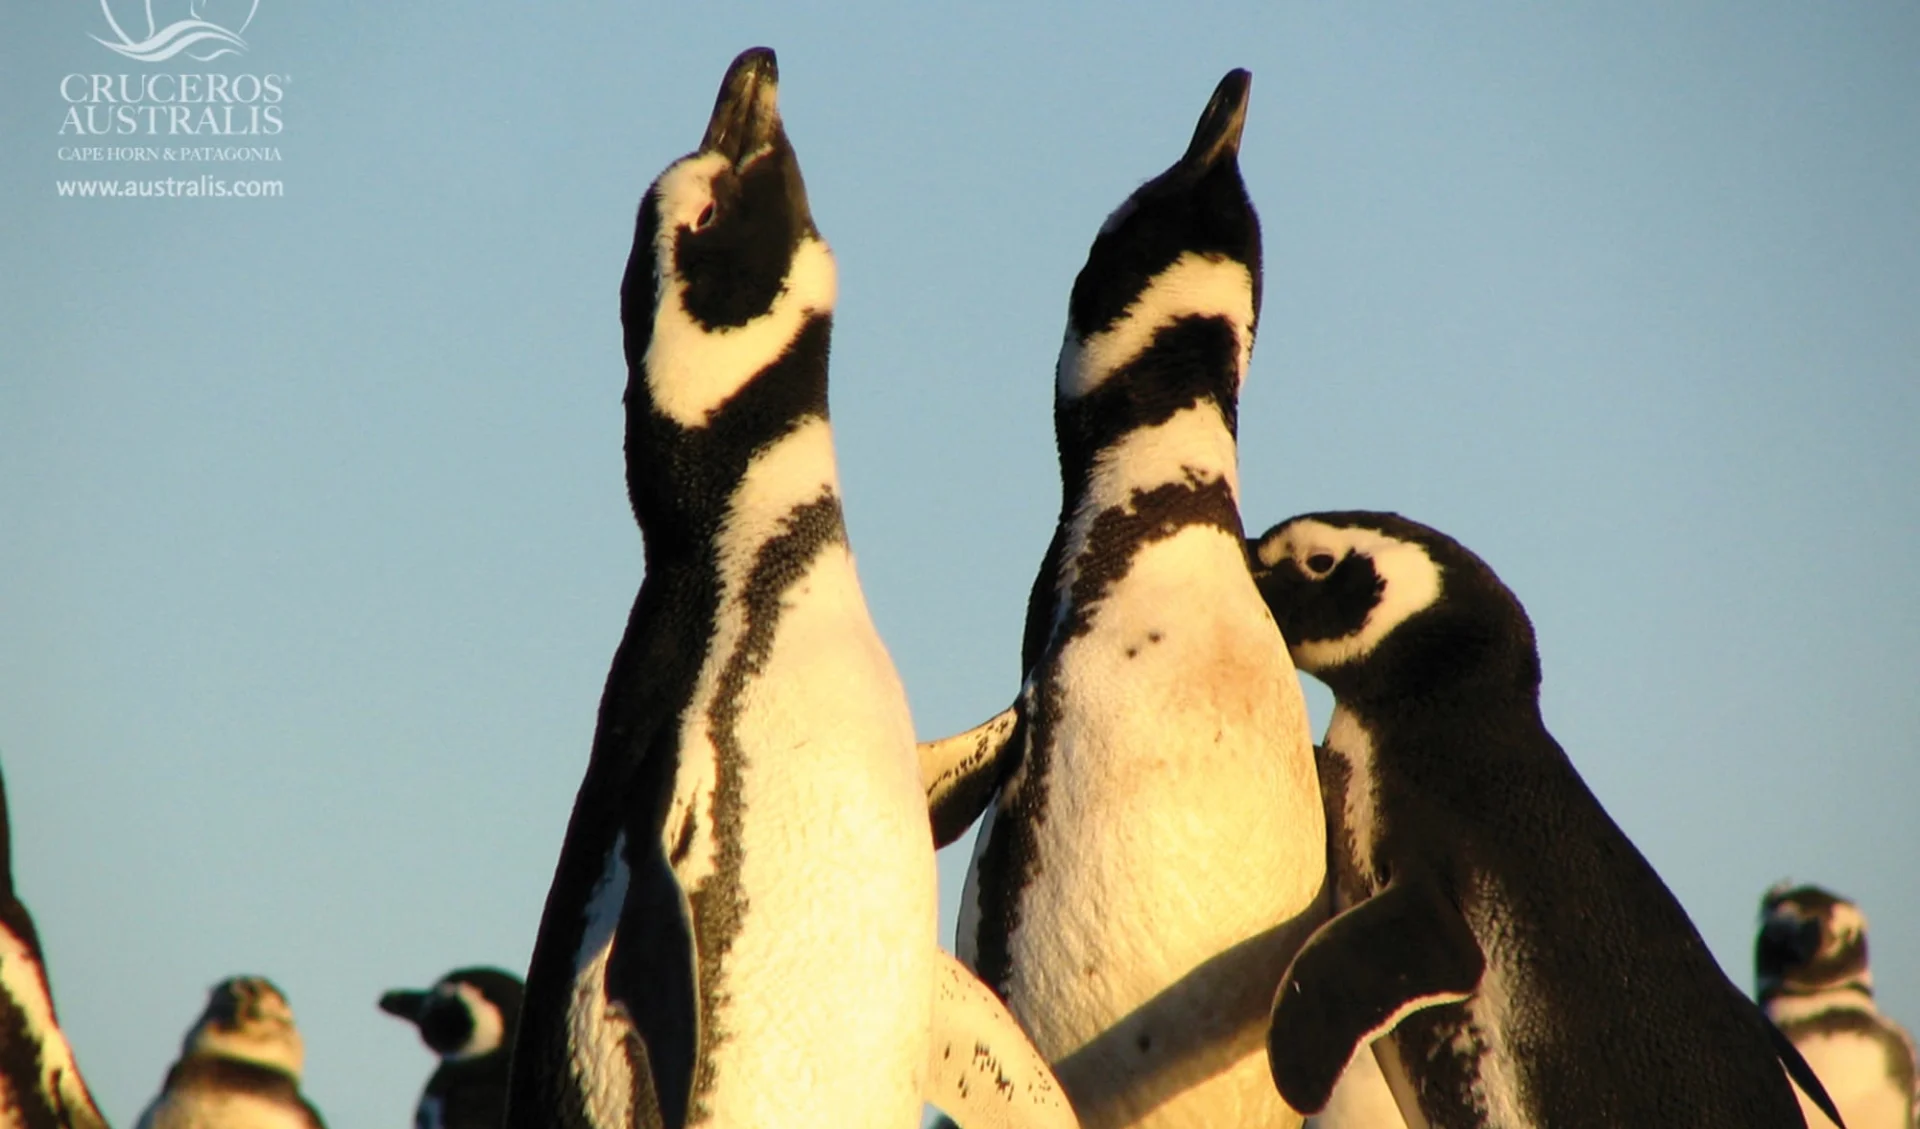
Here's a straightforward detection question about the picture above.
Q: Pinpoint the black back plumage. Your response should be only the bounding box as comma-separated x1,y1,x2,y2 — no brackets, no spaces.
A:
509,47,841,1129
0,767,107,1129
1254,511,1835,1127
381,968,523,1129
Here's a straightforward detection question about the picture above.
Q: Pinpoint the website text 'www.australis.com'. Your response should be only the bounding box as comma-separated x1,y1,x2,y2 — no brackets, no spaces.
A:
56,174,284,199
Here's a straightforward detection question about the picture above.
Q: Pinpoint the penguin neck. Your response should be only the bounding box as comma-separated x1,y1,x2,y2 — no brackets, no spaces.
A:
1763,978,1877,1021
1059,399,1243,537
188,1026,304,1082
625,315,836,567
684,415,847,586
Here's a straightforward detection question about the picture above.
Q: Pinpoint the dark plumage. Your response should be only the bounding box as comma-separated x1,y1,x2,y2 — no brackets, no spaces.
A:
381,967,523,1129
1252,511,1840,1128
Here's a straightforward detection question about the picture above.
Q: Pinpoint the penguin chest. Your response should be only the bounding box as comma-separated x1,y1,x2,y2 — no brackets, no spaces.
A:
144,1092,312,1129
636,542,934,1123
1789,1026,1912,1129
968,525,1323,1121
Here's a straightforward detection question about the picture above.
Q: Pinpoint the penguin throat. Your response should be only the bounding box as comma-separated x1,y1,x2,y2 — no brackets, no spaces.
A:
1069,401,1239,518
672,416,847,594
189,1026,303,1081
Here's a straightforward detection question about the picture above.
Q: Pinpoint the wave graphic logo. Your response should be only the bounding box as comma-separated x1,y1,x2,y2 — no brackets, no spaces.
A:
93,0,261,63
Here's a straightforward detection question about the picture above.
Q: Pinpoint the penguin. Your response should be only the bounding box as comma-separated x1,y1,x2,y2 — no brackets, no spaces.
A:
379,967,523,1129
918,69,1327,1129
1304,1039,1407,1129
505,47,1077,1129
136,975,326,1129
0,766,108,1129
1759,883,1919,1129
1247,510,1845,1128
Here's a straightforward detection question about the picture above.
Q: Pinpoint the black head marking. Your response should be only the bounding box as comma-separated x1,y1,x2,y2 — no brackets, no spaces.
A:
1067,69,1261,342
617,47,837,533
1053,68,1263,494
623,48,815,338
382,967,524,1060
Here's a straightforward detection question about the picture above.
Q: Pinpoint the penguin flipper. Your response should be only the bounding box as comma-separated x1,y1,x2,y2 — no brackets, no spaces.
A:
1267,875,1484,1115
920,703,1025,847
606,838,701,1129
1763,1018,1847,1129
923,951,1080,1129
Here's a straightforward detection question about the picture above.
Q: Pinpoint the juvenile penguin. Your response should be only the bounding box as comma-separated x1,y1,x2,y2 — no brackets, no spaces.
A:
919,70,1325,1129
1249,510,1843,1128
380,967,523,1129
1759,883,1919,1129
506,47,1077,1129
136,976,325,1129
0,767,108,1129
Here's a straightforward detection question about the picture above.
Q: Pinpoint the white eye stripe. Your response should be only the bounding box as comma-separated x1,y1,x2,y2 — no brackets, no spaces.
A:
1272,522,1443,671
652,152,728,235
642,234,836,428
444,982,505,1060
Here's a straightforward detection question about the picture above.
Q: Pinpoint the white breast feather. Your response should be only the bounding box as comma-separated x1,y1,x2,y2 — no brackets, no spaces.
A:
1771,997,1915,1129
1455,897,1527,1129
652,418,934,1126
567,832,636,1128
997,518,1321,1126
1320,708,1378,904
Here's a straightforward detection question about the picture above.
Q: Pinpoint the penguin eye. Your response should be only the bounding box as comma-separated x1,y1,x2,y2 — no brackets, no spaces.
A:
1305,552,1337,576
692,201,717,231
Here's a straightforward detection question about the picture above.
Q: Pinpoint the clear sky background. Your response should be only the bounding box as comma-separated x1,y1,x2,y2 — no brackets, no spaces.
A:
3,2,1916,1124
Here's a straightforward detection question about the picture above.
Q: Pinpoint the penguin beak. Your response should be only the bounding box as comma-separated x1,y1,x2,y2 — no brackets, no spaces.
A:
379,989,429,1023
1180,68,1251,172
700,47,782,171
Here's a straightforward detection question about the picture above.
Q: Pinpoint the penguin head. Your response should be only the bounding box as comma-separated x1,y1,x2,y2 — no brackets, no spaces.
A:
379,966,524,1062
621,46,837,524
1247,512,1540,704
1055,69,1261,471
182,976,304,1079
1756,883,1872,1000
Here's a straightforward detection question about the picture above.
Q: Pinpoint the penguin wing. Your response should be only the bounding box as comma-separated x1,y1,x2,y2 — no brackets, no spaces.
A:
1267,874,1484,1115
920,701,1026,847
923,950,1080,1129
605,836,701,1129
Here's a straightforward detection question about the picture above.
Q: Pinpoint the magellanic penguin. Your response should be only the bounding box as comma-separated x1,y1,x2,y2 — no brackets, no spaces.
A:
1305,1042,1408,1129
136,976,326,1129
1759,883,1919,1129
919,69,1326,1129
380,967,523,1129
506,47,1078,1129
0,766,108,1129
1249,510,1845,1128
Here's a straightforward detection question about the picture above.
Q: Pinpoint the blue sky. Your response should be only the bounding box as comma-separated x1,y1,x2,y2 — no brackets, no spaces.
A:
3,2,1916,1123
